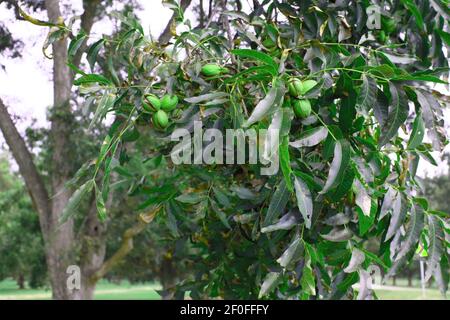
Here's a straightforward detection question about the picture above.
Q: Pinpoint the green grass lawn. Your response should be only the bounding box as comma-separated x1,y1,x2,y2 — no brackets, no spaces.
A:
0,279,161,300
376,288,445,300
0,278,446,300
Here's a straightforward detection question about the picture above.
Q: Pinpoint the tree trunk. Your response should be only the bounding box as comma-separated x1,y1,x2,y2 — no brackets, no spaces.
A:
79,201,108,300
17,274,25,289
160,257,177,300
41,0,77,300
408,270,413,287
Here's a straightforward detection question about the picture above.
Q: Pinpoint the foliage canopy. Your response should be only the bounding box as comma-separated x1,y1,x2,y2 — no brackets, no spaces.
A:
56,0,450,299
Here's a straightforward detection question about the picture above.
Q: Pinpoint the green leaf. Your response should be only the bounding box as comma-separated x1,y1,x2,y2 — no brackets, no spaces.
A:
213,187,231,208
74,74,112,86
416,147,438,166
107,55,120,86
95,184,107,221
290,126,328,148
184,92,228,104
304,241,324,266
264,180,289,226
434,257,449,297
339,95,356,135
263,108,284,168
95,134,112,173
408,114,425,149
424,215,444,281
68,31,87,57
320,227,353,242
324,213,351,226
356,74,377,113
357,270,372,300
294,175,313,229
328,166,355,202
165,201,180,238
436,29,450,46
415,89,444,151
385,193,408,241
322,125,344,160
210,200,231,229
261,212,298,233
401,0,424,30
343,248,365,273
87,39,105,72
277,236,304,268
42,29,67,58
259,272,282,298
379,186,398,220
90,93,115,130
300,254,316,296
280,107,294,137
60,180,95,224
369,64,396,79
231,186,257,200
232,49,278,75
354,179,371,217
243,80,285,127
175,193,205,204
65,161,94,189
224,65,275,84
395,204,424,260
357,204,376,236
379,83,409,147
358,247,389,271
279,136,293,192
393,74,447,84
320,139,351,194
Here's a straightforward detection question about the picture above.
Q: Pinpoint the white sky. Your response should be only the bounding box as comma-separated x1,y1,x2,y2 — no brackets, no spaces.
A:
0,1,448,178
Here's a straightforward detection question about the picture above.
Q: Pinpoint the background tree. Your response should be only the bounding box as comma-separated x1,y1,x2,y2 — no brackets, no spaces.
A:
0,154,47,289
0,0,196,300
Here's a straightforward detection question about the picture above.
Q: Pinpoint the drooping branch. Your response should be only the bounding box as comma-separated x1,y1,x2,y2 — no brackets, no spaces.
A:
89,207,161,284
158,0,192,45
0,98,51,233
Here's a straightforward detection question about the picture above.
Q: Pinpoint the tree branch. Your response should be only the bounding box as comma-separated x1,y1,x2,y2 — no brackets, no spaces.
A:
199,0,205,28
0,98,51,234
72,0,101,70
220,0,235,63
89,206,161,284
158,0,192,45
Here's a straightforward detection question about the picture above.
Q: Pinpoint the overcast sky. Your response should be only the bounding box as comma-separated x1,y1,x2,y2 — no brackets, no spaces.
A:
0,1,448,177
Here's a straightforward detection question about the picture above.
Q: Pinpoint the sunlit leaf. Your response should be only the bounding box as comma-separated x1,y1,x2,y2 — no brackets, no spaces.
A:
290,126,328,148
320,139,351,194
294,175,313,229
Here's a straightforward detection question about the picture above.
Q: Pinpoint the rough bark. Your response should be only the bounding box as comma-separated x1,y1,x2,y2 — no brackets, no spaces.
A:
17,274,25,290
160,258,177,300
78,198,108,300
